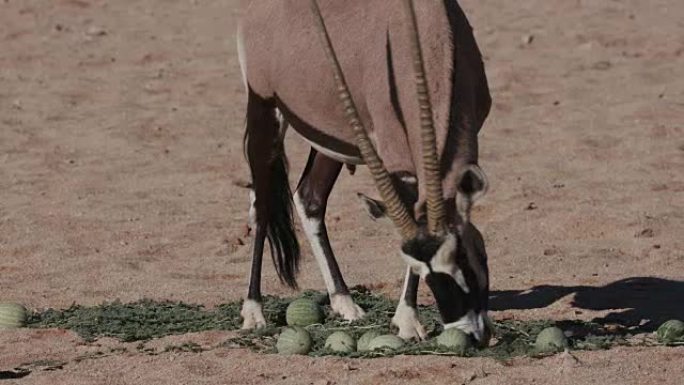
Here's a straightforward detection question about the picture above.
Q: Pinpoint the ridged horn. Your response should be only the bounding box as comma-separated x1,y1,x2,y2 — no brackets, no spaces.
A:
401,0,446,235
310,0,419,241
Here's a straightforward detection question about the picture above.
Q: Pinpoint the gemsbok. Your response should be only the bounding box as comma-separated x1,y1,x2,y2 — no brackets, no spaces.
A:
237,0,493,345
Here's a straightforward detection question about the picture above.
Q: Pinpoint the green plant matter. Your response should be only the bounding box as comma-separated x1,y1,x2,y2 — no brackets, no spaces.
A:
27,289,659,359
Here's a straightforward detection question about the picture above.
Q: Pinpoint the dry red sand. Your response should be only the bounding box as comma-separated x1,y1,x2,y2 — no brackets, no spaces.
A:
1,0,683,384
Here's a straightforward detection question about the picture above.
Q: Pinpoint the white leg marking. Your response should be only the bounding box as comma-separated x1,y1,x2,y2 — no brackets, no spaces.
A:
392,268,426,340
392,301,427,340
443,310,488,342
294,192,336,294
241,299,266,330
331,294,365,321
294,192,365,321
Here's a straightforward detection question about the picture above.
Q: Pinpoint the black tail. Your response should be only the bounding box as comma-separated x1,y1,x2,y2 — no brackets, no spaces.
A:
244,88,300,289
263,147,300,289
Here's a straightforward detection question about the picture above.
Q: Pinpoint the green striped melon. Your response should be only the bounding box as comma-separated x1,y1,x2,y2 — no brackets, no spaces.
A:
325,331,356,353
357,330,382,352
276,326,313,355
436,328,471,355
0,303,27,329
657,320,684,343
286,299,324,326
368,334,405,351
534,327,569,353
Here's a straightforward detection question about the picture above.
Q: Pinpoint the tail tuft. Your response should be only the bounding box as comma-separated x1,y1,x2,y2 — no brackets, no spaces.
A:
264,148,300,289
243,93,300,290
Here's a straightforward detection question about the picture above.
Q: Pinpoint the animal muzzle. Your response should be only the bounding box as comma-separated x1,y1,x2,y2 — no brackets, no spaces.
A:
443,311,493,348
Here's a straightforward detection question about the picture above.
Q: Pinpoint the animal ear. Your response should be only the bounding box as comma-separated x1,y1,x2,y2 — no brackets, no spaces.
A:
356,193,387,220
456,165,489,222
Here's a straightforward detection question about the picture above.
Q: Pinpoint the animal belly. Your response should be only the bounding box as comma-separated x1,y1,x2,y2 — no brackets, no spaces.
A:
302,138,364,165
275,99,363,165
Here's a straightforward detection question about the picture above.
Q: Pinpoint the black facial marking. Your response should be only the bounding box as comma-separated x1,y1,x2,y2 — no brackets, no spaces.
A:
457,224,490,305
425,272,468,323
400,225,491,329
401,233,443,264
459,168,486,196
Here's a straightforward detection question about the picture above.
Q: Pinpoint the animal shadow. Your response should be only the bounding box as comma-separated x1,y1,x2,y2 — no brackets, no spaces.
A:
0,370,30,380
490,277,684,332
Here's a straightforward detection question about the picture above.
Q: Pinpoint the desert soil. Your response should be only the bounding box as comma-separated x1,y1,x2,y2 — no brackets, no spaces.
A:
1,0,683,384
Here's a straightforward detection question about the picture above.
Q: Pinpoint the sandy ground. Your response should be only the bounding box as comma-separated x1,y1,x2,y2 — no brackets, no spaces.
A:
1,0,683,384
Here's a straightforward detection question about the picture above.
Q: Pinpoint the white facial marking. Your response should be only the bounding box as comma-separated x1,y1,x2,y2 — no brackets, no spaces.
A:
430,234,457,275
454,269,470,294
400,251,429,276
443,311,489,342
400,175,417,184
400,234,470,293
330,294,365,321
240,299,266,330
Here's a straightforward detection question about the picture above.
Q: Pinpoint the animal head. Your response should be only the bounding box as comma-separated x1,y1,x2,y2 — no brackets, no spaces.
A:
359,165,492,345
311,0,491,345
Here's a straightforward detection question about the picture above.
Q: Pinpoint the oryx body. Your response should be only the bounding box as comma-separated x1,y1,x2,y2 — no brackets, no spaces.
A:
238,0,493,343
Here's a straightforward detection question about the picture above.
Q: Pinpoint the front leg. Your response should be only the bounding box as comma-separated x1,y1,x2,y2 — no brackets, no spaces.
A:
294,149,365,321
392,267,427,340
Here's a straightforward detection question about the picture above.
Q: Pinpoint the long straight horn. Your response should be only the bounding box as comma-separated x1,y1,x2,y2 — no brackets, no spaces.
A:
310,0,418,241
401,0,446,235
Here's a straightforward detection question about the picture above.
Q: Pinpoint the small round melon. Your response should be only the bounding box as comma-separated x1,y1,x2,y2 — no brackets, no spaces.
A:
357,330,382,352
657,320,684,343
325,331,356,353
276,326,313,355
534,327,569,354
0,303,27,329
368,334,405,351
436,328,471,355
285,298,324,326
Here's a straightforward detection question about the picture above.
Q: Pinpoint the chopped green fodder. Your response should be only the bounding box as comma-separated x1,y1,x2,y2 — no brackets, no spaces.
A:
27,299,243,342
26,289,655,359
